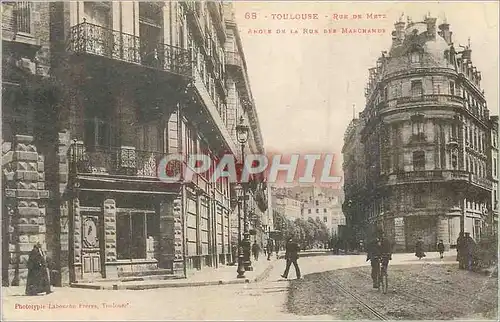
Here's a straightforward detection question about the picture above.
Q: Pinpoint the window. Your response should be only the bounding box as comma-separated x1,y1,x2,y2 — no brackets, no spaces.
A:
411,80,423,97
117,213,158,260
383,87,388,101
410,52,421,63
323,216,328,223
308,209,311,214
413,151,425,171
324,208,327,213
84,117,111,148
316,209,319,213
315,200,319,206
13,2,32,34
137,122,161,152
449,81,455,95
494,158,497,177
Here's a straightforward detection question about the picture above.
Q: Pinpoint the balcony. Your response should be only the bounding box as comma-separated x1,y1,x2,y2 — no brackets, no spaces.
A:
225,51,243,68
394,94,465,106
383,170,492,191
207,1,226,42
68,21,192,78
75,146,164,178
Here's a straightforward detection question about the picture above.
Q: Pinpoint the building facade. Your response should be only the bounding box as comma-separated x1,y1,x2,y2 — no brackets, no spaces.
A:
2,1,268,287
271,188,302,221
490,116,498,234
343,15,494,252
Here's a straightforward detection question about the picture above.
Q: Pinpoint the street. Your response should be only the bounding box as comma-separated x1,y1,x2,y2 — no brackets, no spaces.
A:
3,251,497,321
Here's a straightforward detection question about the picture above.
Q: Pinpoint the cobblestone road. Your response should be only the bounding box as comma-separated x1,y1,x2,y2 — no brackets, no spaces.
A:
3,251,497,320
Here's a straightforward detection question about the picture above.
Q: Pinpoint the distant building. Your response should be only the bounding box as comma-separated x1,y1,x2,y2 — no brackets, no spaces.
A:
271,189,302,221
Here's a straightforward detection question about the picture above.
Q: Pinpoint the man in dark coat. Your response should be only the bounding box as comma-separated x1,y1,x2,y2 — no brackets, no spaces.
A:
464,232,476,271
251,241,261,261
457,231,466,269
266,239,274,261
25,243,51,296
281,237,301,279
366,231,392,289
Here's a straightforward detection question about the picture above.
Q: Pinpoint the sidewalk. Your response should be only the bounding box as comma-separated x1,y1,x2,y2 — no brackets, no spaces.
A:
69,256,277,290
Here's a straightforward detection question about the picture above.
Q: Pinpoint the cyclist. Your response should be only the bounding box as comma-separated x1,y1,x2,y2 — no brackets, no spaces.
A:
366,230,392,289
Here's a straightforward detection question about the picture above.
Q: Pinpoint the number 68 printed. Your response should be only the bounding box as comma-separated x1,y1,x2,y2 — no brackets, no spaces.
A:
245,12,257,19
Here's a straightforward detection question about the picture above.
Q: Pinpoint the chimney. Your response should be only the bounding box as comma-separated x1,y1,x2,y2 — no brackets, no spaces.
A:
425,17,437,40
438,22,452,44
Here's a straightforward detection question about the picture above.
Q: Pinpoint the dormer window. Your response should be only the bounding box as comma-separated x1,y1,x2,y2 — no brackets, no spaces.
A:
410,51,421,63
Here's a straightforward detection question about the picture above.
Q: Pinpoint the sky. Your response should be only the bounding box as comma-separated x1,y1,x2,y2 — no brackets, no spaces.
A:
233,1,499,174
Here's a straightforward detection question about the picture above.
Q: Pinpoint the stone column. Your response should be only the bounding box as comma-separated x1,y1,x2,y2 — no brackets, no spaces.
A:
437,215,450,250
103,199,117,278
159,195,185,277
55,131,71,286
393,217,406,252
3,135,49,285
71,198,82,282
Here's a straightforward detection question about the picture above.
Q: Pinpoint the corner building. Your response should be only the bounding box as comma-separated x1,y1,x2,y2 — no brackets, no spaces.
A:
347,16,493,252
2,1,267,286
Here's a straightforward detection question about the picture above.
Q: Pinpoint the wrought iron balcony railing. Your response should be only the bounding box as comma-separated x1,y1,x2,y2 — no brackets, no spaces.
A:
75,146,164,177
68,21,192,78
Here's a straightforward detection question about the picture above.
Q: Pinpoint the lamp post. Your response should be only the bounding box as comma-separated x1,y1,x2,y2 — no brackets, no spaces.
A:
235,185,245,278
236,116,253,272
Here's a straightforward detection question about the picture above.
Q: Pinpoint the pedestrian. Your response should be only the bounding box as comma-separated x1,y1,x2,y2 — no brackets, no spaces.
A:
281,236,301,280
415,237,426,259
25,242,52,296
457,231,466,269
275,241,280,259
251,241,260,261
366,230,392,289
437,240,445,259
266,239,274,261
464,232,476,271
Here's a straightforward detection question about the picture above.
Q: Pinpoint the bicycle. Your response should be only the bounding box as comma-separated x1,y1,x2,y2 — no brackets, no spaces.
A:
374,255,389,294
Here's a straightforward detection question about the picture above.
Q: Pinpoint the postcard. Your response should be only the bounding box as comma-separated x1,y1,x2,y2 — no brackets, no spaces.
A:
1,1,498,320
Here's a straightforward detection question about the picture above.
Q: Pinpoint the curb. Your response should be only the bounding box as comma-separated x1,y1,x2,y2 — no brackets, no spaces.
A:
69,261,275,291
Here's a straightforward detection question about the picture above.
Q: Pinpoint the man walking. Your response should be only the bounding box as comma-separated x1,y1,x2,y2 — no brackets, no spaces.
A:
281,236,301,280
266,239,274,261
251,241,261,261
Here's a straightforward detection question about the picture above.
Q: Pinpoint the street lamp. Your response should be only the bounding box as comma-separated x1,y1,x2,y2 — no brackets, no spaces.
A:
235,185,245,278
236,116,253,271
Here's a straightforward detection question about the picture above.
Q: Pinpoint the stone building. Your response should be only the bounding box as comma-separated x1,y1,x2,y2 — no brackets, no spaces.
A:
343,15,494,252
271,188,302,221
2,1,267,286
342,118,368,243
490,116,498,234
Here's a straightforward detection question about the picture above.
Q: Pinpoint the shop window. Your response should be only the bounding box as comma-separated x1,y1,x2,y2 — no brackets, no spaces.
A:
116,213,158,260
